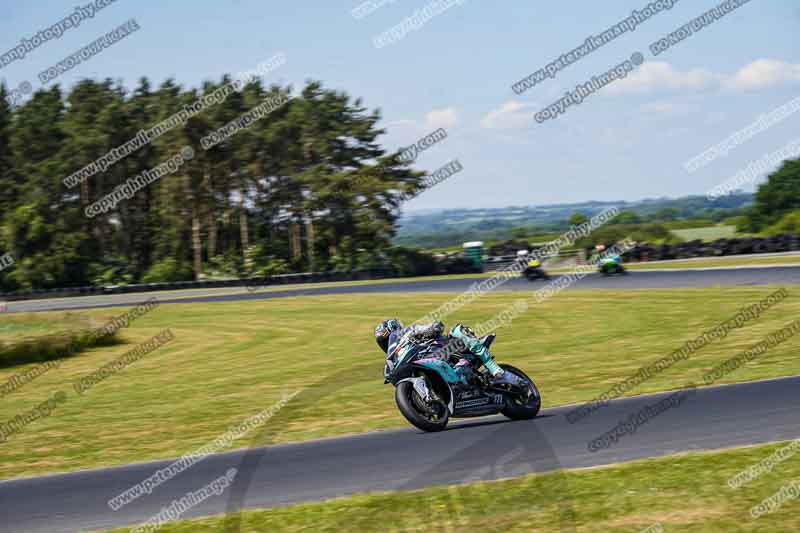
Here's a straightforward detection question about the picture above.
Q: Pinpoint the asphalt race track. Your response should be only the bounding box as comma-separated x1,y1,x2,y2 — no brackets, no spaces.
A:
2,376,799,532
7,265,800,313
3,266,799,531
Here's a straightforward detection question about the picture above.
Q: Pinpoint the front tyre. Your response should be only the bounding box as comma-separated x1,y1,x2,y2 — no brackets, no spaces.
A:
499,364,541,420
395,381,449,432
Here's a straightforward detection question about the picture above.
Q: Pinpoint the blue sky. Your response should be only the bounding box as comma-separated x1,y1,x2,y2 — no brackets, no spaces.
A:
1,0,798,210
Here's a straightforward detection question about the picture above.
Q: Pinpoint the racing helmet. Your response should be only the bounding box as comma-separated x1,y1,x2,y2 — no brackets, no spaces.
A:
374,319,403,353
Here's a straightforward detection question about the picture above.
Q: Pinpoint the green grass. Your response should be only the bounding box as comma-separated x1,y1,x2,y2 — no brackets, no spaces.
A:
0,312,121,369
99,441,800,532
1,287,799,480
670,225,737,242
625,255,800,270
0,312,93,342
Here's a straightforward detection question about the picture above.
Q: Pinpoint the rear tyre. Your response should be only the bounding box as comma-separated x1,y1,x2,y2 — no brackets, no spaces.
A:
395,381,449,432
499,364,541,420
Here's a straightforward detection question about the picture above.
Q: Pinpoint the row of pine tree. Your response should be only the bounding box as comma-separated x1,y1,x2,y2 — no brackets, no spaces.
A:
0,77,424,291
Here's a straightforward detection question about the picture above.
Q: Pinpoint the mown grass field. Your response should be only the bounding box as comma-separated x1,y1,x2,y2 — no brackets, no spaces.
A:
670,225,737,242
0,286,798,481
625,255,800,270
0,312,96,342
99,441,800,532
0,312,121,369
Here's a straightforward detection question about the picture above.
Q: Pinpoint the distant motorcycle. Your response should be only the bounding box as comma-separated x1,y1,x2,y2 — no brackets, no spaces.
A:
598,256,627,276
384,331,541,432
523,259,550,281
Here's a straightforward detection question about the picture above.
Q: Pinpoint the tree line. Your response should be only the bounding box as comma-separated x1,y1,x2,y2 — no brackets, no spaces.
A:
0,77,425,291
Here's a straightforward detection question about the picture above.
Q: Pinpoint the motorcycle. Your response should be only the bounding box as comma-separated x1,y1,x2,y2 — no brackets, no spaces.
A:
384,331,541,432
523,258,550,281
598,256,627,276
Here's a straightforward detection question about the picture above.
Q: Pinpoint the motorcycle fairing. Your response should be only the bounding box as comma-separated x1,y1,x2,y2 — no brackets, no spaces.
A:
413,358,465,385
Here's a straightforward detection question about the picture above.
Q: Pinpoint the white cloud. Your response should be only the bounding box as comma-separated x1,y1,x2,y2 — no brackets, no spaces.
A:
600,59,800,96
603,62,717,95
639,100,693,116
723,59,800,91
384,119,417,129
480,100,537,130
425,107,458,130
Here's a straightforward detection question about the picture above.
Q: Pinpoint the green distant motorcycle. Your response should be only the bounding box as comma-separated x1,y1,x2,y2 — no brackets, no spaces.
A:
598,255,627,276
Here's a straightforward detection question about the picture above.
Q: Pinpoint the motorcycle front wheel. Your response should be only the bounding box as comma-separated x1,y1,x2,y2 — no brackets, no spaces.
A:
499,364,541,420
395,381,450,432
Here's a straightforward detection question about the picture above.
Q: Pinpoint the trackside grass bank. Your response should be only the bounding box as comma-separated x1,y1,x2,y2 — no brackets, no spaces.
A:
99,441,800,532
0,312,122,368
0,286,798,480
625,255,800,270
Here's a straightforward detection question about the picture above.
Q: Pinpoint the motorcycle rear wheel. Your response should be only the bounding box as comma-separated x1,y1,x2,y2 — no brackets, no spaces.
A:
395,381,450,432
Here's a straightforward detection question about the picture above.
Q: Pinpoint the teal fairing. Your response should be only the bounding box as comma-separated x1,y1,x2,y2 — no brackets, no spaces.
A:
413,358,465,385
384,327,464,384
382,325,542,431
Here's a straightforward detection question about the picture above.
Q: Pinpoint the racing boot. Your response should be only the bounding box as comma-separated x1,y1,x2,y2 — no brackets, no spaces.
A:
449,324,520,386
489,367,526,388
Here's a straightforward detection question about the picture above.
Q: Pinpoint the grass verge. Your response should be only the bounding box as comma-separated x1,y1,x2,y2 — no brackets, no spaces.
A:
0,286,798,480
625,255,800,271
99,441,800,532
0,312,120,368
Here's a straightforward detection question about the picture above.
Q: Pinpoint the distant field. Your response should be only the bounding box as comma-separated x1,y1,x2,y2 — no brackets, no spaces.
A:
1,286,798,480
671,225,737,242
100,441,800,532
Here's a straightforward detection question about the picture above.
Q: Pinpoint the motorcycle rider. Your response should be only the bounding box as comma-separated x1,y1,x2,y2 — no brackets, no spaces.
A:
590,243,606,263
519,249,544,273
374,319,520,386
